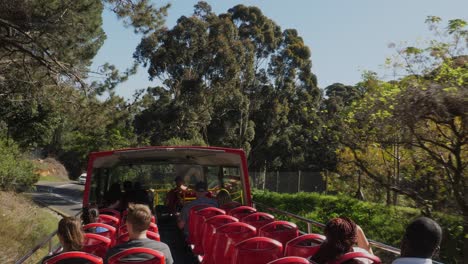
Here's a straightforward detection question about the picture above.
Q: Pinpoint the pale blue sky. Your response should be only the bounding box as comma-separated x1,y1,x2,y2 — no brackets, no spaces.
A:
90,0,468,98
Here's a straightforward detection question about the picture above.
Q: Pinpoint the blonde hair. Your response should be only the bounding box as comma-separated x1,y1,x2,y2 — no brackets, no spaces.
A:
127,204,152,233
216,189,232,207
58,217,84,251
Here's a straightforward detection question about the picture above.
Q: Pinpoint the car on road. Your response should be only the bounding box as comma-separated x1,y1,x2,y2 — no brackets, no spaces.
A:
78,173,87,185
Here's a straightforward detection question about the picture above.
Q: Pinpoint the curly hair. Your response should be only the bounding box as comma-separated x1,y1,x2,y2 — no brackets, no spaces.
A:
310,217,358,264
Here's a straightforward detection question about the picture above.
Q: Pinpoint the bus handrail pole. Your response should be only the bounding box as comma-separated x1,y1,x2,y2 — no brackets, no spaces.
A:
15,230,57,264
15,210,81,264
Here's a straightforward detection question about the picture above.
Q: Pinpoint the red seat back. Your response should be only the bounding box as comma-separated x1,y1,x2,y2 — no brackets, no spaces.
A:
212,222,256,264
44,251,103,264
119,223,158,236
108,247,165,264
193,207,225,254
187,204,211,244
284,234,325,258
241,212,275,229
233,237,283,264
147,231,161,242
117,230,160,244
228,206,256,220
267,256,310,264
259,221,299,246
82,233,111,258
98,214,120,228
201,215,238,264
99,208,121,219
219,201,241,213
330,252,381,264
83,223,116,246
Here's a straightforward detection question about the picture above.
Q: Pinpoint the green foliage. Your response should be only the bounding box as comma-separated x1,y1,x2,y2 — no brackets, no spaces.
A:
0,139,37,191
134,2,321,171
253,190,463,263
162,136,207,146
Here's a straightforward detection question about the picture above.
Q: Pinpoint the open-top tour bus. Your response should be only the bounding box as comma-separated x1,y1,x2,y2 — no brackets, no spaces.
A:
17,146,410,264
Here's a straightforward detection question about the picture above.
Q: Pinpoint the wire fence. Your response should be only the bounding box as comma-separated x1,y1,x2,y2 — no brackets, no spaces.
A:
249,171,326,193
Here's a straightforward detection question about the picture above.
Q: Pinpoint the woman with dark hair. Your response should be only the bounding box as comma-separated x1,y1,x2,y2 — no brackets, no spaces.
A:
216,189,232,207
310,217,373,264
41,217,85,263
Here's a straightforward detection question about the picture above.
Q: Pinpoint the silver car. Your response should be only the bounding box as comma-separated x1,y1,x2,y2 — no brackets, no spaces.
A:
78,173,87,185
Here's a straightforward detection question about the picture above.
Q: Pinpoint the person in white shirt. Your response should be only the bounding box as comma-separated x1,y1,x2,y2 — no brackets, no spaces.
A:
392,217,442,264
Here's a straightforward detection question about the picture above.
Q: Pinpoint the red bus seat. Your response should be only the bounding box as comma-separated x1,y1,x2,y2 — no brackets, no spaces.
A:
284,234,325,258
82,233,112,258
330,252,381,264
187,204,212,244
232,237,283,264
241,212,275,229
193,207,225,254
83,223,117,246
259,221,299,246
267,256,310,264
119,223,159,236
98,214,120,228
151,215,156,224
117,231,160,245
212,222,256,264
228,206,256,220
44,251,103,264
219,201,241,213
108,247,165,264
99,208,121,219
201,215,239,264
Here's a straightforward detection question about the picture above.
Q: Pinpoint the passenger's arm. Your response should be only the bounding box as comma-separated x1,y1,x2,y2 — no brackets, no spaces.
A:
356,225,373,254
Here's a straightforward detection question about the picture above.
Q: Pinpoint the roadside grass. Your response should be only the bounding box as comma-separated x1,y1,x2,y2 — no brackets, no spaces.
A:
0,191,60,264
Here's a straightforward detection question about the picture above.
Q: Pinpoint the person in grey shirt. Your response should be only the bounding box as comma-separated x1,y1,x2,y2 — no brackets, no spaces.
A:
105,204,173,264
179,181,218,237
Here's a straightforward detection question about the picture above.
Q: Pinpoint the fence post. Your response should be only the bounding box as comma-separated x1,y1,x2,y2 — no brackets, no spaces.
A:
298,170,301,192
276,171,279,192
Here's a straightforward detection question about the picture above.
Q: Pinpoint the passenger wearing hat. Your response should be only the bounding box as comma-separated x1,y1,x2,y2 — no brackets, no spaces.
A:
165,176,187,214
179,181,217,236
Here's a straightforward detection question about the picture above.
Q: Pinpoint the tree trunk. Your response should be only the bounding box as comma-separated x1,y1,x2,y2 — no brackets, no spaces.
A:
464,182,468,264
386,173,392,206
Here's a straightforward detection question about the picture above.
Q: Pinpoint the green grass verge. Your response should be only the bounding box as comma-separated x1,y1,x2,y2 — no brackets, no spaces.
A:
0,191,60,264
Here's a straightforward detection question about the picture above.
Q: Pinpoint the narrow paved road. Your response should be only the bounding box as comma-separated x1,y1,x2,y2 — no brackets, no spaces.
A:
28,181,84,217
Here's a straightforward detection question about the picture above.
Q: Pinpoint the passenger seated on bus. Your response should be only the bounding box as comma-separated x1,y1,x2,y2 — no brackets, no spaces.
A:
165,176,186,214
216,189,232,207
86,208,109,233
310,217,373,264
41,217,85,264
105,204,173,264
104,183,122,210
392,217,442,264
133,182,154,211
121,181,135,209
179,181,217,236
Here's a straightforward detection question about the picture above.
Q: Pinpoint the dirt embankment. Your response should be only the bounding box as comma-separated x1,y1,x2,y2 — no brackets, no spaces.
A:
33,158,69,181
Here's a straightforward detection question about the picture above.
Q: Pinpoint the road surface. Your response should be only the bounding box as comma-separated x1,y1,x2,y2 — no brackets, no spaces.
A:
29,181,84,217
